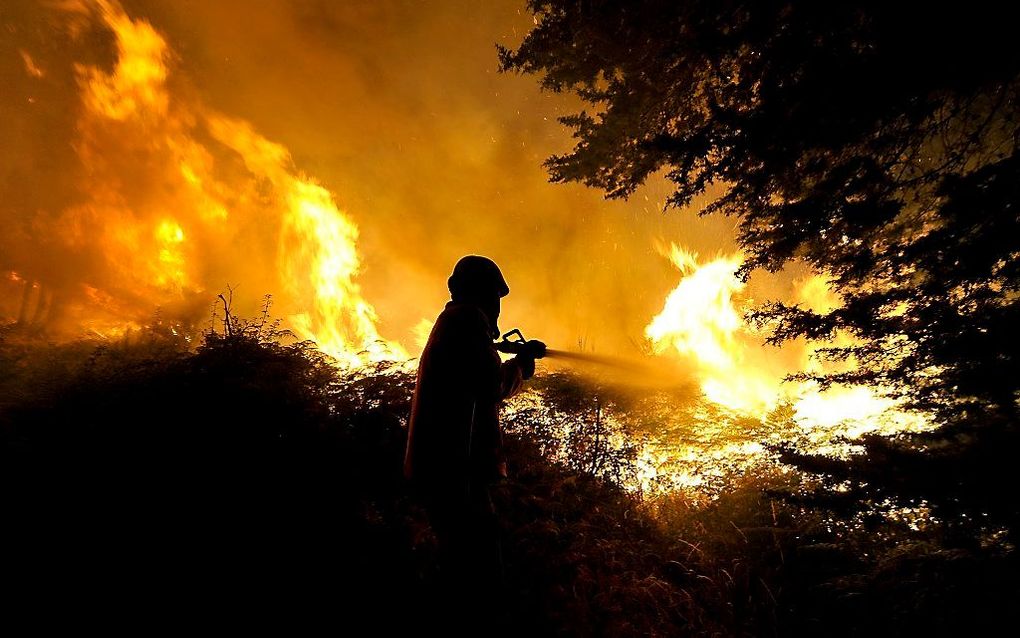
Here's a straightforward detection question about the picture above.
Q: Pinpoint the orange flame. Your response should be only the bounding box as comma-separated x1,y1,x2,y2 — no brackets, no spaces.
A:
206,116,407,366
646,243,929,437
45,0,405,363
20,50,46,78
412,318,436,350
645,244,779,412
81,0,169,120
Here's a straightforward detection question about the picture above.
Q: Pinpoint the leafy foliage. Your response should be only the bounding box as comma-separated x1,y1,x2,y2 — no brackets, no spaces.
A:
499,0,1020,429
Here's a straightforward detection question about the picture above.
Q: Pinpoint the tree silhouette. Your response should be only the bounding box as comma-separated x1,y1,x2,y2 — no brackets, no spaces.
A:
499,0,1020,430
500,1,1020,537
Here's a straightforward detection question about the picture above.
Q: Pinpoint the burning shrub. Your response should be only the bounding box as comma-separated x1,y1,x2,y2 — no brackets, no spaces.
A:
503,371,643,487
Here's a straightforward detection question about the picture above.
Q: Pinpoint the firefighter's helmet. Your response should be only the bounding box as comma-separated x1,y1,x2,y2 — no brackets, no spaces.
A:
448,255,510,299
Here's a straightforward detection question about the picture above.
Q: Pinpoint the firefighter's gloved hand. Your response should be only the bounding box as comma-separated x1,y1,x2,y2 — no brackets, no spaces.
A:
523,339,546,360
514,340,545,380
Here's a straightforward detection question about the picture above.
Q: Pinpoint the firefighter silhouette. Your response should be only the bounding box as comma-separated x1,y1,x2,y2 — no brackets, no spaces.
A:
404,255,545,629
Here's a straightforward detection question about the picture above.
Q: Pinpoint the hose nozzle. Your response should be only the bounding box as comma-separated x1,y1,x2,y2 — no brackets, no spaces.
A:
494,328,547,359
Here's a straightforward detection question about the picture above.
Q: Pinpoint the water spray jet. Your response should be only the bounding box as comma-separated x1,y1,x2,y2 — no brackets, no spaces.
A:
495,328,654,375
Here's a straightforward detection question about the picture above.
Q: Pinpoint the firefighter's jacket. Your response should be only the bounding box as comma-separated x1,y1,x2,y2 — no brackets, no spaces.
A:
404,301,527,493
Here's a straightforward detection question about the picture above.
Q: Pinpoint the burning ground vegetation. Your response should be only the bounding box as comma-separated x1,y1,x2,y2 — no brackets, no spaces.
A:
2,313,1018,636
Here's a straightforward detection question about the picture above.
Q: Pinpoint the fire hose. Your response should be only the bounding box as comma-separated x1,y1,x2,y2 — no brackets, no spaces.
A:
494,328,644,371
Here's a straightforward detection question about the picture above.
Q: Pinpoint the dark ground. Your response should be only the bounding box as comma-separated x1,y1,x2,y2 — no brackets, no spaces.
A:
1,326,1016,636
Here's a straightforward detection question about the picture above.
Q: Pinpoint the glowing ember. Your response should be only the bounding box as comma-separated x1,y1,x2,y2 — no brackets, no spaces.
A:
19,50,45,79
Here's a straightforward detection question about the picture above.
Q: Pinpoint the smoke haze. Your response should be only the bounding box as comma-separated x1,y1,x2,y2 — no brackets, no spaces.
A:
2,0,766,357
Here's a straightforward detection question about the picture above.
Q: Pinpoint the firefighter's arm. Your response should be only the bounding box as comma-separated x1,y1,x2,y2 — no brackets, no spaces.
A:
498,358,526,401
